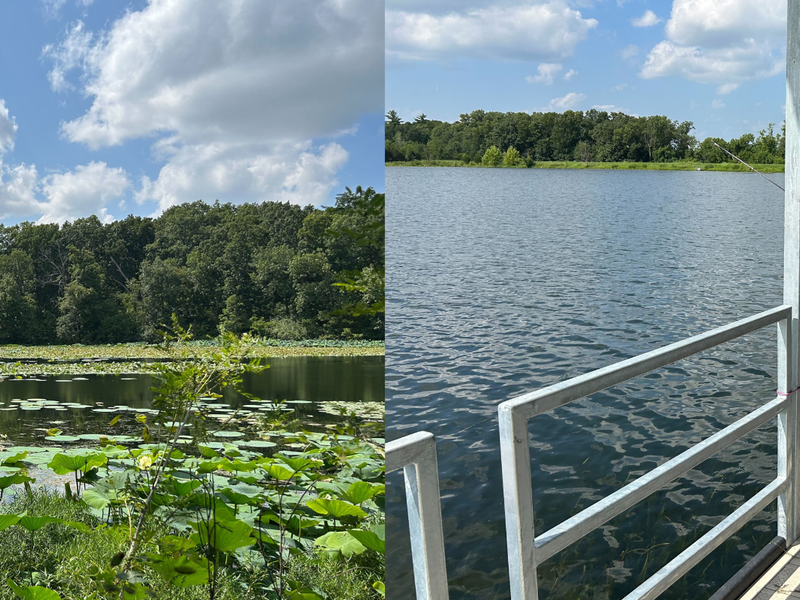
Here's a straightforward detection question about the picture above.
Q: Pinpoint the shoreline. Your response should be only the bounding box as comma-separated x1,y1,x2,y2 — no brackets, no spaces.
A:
0,341,384,375
386,159,786,173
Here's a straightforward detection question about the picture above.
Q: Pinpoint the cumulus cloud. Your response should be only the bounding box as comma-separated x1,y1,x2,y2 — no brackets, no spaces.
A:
640,0,784,88
39,162,130,224
42,0,381,212
711,99,726,110
136,141,348,215
386,1,597,61
564,68,578,80
640,40,782,84
544,92,586,111
631,10,661,27
526,63,562,84
0,100,129,222
0,162,39,219
0,101,17,155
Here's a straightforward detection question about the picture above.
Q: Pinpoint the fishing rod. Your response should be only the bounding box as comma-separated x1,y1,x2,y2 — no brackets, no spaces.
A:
712,141,785,192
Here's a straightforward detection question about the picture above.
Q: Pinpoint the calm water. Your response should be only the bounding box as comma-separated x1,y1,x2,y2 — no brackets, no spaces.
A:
386,167,787,599
0,355,384,444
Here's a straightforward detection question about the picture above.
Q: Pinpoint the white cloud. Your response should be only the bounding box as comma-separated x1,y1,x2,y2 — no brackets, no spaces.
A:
613,83,628,91
0,101,17,155
640,40,782,84
41,0,68,19
41,0,95,20
592,104,629,113
136,141,348,216
0,100,130,222
665,0,783,47
544,92,586,111
0,162,38,219
717,83,739,94
42,20,92,93
621,44,639,60
42,0,381,211
640,0,784,89
563,68,578,80
711,99,726,110
386,2,597,61
631,10,661,28
39,162,130,224
526,63,562,85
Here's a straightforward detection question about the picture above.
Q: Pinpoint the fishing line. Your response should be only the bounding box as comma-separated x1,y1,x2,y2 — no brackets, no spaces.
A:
712,142,785,192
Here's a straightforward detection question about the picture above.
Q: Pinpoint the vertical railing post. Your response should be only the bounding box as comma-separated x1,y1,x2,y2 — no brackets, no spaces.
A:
499,406,538,600
781,1,800,546
387,431,449,600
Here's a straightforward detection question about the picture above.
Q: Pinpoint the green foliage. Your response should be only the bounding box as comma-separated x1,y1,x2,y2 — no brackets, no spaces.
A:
0,196,384,345
481,145,503,166
503,146,521,166
385,108,787,166
0,333,384,599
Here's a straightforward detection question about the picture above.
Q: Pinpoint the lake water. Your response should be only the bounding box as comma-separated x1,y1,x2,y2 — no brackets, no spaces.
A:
386,167,786,599
0,355,384,444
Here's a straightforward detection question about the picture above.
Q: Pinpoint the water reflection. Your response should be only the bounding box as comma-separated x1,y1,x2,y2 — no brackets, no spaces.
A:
0,355,383,444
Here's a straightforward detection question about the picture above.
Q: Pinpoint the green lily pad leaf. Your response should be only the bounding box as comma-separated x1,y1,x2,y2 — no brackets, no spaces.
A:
48,452,106,475
17,516,63,532
7,580,62,600
213,431,245,439
306,498,367,520
0,452,28,466
347,528,384,553
0,513,25,533
314,531,366,558
0,474,34,491
189,516,255,553
148,555,209,588
340,481,381,505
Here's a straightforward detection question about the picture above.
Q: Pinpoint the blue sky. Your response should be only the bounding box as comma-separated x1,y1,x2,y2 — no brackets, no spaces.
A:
0,0,383,225
386,0,786,143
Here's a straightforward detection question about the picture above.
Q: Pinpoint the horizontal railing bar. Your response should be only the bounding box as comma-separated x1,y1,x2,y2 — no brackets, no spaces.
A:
500,305,792,421
535,395,789,562
387,431,435,473
622,476,787,600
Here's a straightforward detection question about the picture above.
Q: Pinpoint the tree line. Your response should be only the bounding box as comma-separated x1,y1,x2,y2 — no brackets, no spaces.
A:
0,186,384,344
385,109,786,166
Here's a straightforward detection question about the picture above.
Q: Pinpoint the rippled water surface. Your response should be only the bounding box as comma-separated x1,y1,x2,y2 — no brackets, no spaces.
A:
0,355,384,444
386,168,786,599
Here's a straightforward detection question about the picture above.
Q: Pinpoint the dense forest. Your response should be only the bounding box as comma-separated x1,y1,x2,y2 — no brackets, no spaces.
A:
0,187,384,344
385,109,786,166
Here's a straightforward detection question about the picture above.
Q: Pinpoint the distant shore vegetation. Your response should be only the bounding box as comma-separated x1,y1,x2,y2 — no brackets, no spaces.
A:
385,109,785,168
0,187,384,345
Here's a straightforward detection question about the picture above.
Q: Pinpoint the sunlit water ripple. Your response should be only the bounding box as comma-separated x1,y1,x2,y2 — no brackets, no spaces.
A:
386,168,786,600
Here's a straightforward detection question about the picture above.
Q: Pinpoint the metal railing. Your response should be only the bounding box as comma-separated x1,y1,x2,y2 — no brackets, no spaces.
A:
387,431,450,600
498,305,798,600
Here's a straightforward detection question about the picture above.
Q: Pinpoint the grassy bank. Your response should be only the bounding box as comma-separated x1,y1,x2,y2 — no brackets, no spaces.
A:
386,159,786,173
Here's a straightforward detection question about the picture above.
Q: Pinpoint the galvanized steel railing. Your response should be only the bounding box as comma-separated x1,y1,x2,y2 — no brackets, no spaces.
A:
498,305,798,600
387,431,450,600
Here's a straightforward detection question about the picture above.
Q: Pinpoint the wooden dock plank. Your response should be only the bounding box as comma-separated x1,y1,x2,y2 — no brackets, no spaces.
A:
741,543,800,600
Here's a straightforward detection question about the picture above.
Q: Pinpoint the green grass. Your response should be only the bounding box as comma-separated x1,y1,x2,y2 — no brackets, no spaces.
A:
0,491,382,600
287,552,384,600
386,159,786,173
